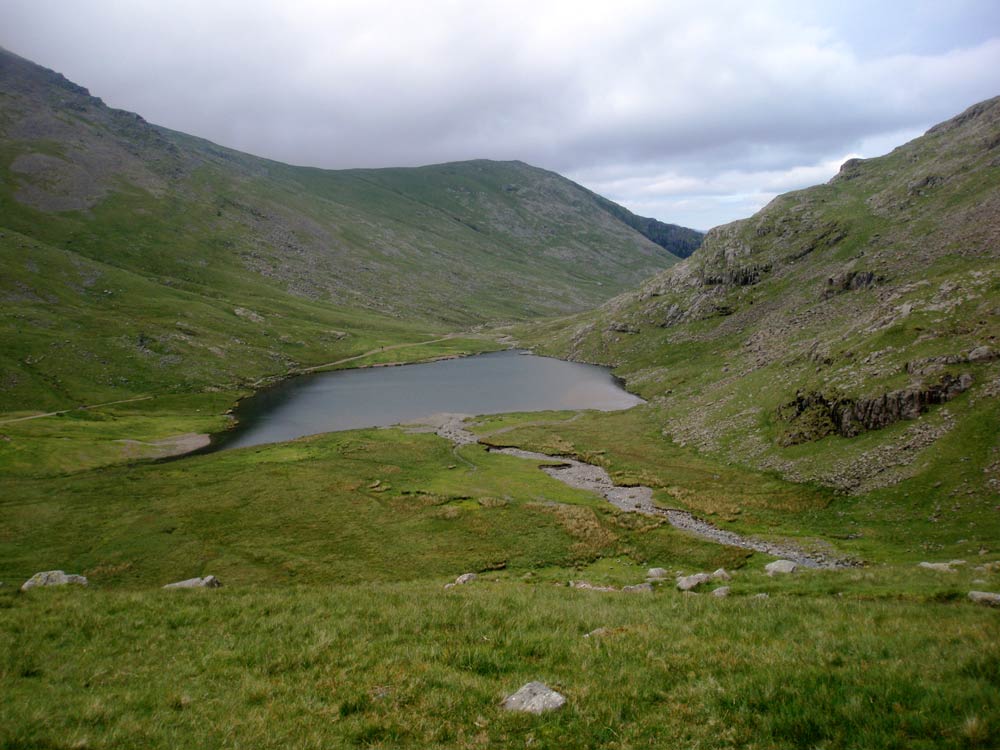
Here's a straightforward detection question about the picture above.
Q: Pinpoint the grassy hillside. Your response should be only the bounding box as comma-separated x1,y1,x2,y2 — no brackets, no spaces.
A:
2,416,999,749
2,51,999,750
0,47,689,413
519,96,1000,496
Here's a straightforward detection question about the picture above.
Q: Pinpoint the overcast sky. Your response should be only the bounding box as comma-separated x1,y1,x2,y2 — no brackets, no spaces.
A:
3,1,1000,230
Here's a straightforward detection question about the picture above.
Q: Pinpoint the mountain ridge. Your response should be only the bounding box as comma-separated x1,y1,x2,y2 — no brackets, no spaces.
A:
0,47,698,410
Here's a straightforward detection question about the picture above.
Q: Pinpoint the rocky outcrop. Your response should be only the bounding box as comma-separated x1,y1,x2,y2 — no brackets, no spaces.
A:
918,560,965,572
701,263,771,287
822,270,881,298
778,373,973,445
21,570,88,591
502,682,567,714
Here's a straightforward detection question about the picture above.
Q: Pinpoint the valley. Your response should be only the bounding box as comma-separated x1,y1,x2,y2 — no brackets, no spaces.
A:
1,46,998,750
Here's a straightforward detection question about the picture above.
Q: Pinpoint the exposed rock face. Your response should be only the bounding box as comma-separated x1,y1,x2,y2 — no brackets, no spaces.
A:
163,575,221,589
502,682,567,714
968,591,1000,607
21,570,88,591
701,263,770,287
765,560,798,576
676,573,711,591
778,373,973,445
822,270,881,298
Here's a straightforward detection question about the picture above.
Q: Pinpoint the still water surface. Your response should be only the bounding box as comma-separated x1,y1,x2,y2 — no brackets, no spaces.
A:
215,350,642,450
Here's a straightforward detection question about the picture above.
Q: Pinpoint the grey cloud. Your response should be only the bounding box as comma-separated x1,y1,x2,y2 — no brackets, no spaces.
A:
2,0,999,228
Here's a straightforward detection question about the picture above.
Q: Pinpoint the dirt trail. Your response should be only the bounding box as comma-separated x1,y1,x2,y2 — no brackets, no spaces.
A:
0,395,153,425
297,334,467,374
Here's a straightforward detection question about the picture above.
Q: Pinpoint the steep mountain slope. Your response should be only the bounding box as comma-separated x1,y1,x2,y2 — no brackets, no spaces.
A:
0,47,692,411
523,97,1000,493
588,192,704,257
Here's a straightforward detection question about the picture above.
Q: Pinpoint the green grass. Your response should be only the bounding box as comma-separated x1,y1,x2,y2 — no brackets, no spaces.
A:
2,583,998,749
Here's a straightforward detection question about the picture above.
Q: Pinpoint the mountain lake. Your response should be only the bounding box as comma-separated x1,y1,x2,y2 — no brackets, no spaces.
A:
212,350,643,450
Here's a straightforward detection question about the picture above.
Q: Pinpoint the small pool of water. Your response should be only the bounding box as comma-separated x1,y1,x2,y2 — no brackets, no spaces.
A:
213,350,642,450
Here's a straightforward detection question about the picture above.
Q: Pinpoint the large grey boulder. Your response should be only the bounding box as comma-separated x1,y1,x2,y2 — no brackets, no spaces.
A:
765,560,798,576
163,575,221,589
711,568,732,581
21,570,88,591
502,682,566,714
646,567,669,580
968,591,1000,607
454,573,478,585
711,586,731,598
968,346,996,362
676,573,711,591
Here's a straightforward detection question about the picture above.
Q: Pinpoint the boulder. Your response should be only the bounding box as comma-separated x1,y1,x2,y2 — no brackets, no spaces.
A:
163,575,221,589
968,591,1000,607
711,586,731,598
765,560,797,576
968,346,996,362
502,682,566,714
454,573,478,585
21,570,88,591
711,568,732,581
676,573,711,591
646,567,669,579
622,582,653,594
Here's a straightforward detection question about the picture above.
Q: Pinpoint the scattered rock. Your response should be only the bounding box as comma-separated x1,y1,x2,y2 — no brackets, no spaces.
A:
968,591,1000,607
765,560,798,576
711,586,731,598
622,582,653,594
968,346,997,362
753,593,770,599
454,573,478,585
21,570,88,591
502,682,566,714
676,573,711,591
163,575,221,589
711,568,732,581
443,583,456,590
583,627,610,639
646,567,669,579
